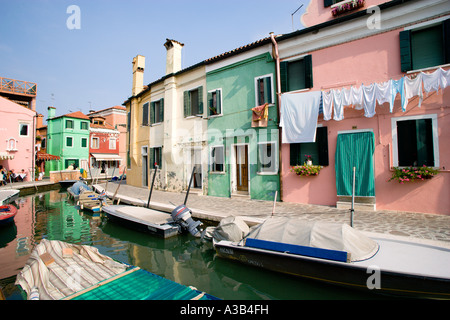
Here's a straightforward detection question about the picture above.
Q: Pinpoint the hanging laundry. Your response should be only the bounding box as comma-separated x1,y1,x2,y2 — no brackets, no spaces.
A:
342,87,353,107
280,91,322,143
404,73,423,110
251,103,268,127
441,68,450,89
362,83,377,118
375,80,392,110
332,89,344,121
422,68,450,94
351,86,363,110
322,90,333,121
390,77,405,113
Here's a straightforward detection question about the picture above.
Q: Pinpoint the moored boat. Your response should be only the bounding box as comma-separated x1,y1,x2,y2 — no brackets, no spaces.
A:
213,217,450,299
58,179,77,189
15,239,218,300
0,204,18,226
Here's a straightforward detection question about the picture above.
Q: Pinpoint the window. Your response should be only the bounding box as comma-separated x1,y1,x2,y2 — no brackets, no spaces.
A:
210,146,224,172
392,115,439,167
255,75,273,106
290,127,329,166
80,122,88,130
19,123,29,136
324,0,345,6
150,99,164,124
66,136,73,147
65,120,74,129
280,55,313,92
142,102,149,126
184,86,203,117
149,147,162,169
41,138,46,149
207,89,222,116
400,19,450,72
109,138,116,150
81,138,87,148
258,142,277,174
91,137,99,149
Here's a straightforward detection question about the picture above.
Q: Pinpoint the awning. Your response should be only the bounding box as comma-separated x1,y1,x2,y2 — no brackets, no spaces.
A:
36,150,60,161
0,152,14,160
91,153,122,161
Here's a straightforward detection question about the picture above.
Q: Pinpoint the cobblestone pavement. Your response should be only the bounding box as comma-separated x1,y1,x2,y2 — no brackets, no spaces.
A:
96,182,450,246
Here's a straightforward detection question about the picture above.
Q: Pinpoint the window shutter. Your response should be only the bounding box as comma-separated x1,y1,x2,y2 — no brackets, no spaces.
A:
399,30,412,72
142,102,149,126
158,147,162,168
160,98,164,122
207,91,213,116
216,89,222,114
324,0,333,7
184,91,190,117
290,144,301,166
150,102,155,125
443,19,450,64
264,77,272,104
149,148,154,169
304,55,313,88
280,61,288,93
317,126,329,166
197,86,204,115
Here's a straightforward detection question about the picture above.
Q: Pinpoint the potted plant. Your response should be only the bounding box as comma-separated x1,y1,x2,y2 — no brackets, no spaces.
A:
291,164,322,176
389,165,439,184
305,155,313,166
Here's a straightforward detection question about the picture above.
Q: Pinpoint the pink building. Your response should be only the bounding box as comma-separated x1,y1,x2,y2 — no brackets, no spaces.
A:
0,96,36,182
277,0,450,215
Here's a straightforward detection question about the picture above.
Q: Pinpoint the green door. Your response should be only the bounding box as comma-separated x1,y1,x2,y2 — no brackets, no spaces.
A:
335,131,375,197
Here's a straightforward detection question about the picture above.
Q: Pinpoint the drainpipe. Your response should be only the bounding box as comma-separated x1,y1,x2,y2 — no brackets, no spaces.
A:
270,32,283,201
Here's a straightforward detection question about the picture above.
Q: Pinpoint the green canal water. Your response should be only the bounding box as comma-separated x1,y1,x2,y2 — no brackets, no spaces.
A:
0,189,392,300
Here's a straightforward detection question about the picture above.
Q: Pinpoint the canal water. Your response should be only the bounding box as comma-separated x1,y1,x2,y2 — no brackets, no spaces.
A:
1,189,392,300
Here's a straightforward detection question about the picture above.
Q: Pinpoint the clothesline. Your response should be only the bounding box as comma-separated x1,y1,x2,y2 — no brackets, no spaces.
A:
322,67,450,121
279,67,450,144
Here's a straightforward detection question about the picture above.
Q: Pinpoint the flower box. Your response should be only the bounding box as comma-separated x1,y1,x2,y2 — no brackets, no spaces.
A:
291,164,322,177
388,165,439,184
331,0,365,17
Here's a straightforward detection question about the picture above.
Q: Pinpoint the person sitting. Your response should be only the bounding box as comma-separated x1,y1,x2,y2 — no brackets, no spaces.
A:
0,166,7,186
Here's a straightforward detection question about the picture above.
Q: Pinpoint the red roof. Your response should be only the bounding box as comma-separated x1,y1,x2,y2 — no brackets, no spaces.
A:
36,150,60,161
64,111,89,120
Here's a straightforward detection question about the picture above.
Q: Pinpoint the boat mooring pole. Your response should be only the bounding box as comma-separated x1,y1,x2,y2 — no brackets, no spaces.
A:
147,165,158,208
184,166,196,205
271,191,277,217
350,167,356,227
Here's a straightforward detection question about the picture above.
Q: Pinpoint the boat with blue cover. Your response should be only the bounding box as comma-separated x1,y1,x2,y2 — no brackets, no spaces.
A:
0,204,17,226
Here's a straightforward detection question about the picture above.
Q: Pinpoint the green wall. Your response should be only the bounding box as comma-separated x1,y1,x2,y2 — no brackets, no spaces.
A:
206,52,280,201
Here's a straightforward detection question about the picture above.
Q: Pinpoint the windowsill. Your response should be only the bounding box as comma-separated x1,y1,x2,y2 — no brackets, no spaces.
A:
257,171,278,176
150,122,162,127
206,114,223,119
209,171,225,175
406,63,450,75
185,115,204,120
330,0,353,9
282,88,311,95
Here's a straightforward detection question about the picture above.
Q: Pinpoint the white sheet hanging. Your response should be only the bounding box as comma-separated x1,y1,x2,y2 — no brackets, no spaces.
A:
280,91,322,143
322,90,333,121
351,86,363,110
362,83,377,118
332,89,344,121
375,80,392,110
404,73,423,110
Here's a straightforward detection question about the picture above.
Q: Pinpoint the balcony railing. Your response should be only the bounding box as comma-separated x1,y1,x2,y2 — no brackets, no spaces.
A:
0,76,37,96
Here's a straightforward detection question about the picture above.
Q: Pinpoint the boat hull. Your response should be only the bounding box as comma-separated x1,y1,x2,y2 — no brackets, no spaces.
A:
0,190,20,205
215,240,450,299
0,205,18,226
102,205,180,239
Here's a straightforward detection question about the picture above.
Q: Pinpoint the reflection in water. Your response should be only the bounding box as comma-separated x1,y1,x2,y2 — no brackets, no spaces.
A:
1,190,387,300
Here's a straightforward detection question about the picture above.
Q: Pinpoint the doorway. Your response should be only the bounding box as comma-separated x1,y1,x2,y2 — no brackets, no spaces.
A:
142,147,148,187
235,145,249,193
189,148,202,189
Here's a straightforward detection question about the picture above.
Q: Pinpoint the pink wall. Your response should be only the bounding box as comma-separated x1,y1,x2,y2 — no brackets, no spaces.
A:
0,96,35,181
281,29,450,215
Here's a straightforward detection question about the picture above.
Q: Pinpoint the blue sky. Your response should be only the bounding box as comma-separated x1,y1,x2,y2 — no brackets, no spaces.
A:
0,0,308,119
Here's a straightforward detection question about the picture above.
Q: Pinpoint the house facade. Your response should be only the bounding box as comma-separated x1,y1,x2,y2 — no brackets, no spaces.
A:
88,114,122,178
0,96,36,181
206,48,280,200
46,107,90,173
124,40,208,192
277,0,450,215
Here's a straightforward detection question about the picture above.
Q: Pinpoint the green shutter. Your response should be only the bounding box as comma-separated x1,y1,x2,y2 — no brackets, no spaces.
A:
160,98,164,122
150,102,155,125
317,127,329,166
184,91,190,117
264,77,272,104
400,30,412,72
442,19,450,64
216,89,222,114
142,102,149,126
197,86,203,115
280,61,288,93
324,0,333,7
207,91,213,116
304,55,313,88
411,25,444,70
290,144,301,166
149,148,154,169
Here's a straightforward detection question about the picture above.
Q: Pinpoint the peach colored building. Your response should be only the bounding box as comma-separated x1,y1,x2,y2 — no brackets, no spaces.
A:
277,0,450,215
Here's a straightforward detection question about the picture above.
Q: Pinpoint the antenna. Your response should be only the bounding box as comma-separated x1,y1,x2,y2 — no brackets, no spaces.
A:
291,4,304,31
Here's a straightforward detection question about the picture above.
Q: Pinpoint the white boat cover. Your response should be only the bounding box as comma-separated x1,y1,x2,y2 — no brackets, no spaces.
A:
212,216,250,242
15,239,127,300
246,218,379,262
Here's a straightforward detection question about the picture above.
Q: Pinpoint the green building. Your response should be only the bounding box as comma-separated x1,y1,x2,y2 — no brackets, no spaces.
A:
206,51,280,201
46,107,90,173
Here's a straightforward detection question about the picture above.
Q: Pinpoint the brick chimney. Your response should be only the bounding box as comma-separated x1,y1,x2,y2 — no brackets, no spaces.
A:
132,55,145,96
164,39,184,75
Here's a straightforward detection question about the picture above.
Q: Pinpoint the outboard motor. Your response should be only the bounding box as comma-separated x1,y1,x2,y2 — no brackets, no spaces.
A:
171,204,203,237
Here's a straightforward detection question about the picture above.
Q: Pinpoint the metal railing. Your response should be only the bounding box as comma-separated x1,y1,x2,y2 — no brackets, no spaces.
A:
0,76,37,96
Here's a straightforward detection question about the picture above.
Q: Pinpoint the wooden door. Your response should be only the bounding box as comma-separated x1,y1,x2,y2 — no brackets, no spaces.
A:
235,145,248,192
